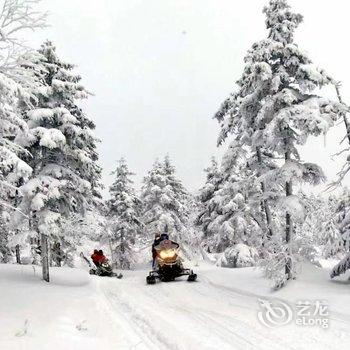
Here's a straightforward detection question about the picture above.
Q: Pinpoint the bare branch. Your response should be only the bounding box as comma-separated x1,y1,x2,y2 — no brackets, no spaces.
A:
331,147,350,160
328,82,350,188
0,200,28,218
326,162,350,191
0,0,47,70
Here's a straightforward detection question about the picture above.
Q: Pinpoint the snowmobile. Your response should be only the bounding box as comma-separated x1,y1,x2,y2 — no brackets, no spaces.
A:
80,252,123,278
146,239,197,284
89,260,123,278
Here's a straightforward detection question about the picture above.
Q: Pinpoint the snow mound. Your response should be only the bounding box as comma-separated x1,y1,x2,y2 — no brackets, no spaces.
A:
330,253,350,279
0,264,125,350
218,243,258,268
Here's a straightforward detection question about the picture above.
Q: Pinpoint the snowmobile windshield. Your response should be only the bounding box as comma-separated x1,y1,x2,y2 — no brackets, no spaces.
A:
155,239,179,251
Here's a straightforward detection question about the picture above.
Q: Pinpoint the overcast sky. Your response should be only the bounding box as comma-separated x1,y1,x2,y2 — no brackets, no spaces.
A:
25,0,350,196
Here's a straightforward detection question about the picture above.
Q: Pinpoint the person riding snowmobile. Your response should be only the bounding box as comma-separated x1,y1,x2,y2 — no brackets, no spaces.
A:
154,232,179,268
89,250,123,278
146,233,196,284
91,249,107,267
91,249,99,266
158,233,179,248
152,233,161,269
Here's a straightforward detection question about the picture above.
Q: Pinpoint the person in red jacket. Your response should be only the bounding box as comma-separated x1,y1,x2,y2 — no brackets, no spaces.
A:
91,249,107,267
91,249,99,266
98,250,107,264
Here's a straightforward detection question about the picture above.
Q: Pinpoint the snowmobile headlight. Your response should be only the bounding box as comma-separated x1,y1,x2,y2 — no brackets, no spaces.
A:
159,249,176,259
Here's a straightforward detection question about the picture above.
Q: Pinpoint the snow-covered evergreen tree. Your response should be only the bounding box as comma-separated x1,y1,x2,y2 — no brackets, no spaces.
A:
293,192,324,263
0,72,33,264
141,156,189,242
299,193,325,242
196,157,224,238
323,217,343,259
184,194,203,259
107,158,141,269
0,0,47,264
330,192,350,276
199,147,264,255
15,41,102,281
334,188,350,253
0,211,11,262
0,73,32,210
214,0,342,287
330,252,350,279
162,155,190,237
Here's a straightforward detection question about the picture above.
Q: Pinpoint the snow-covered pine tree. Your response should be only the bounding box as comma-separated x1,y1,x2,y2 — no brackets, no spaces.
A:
214,0,342,287
323,217,344,259
294,192,323,260
162,155,190,239
334,188,350,254
141,156,189,242
15,41,102,281
198,146,264,258
330,252,350,279
330,191,350,277
196,157,224,239
311,194,342,259
0,0,48,264
107,158,142,269
0,72,32,263
0,211,10,262
184,193,203,259
256,0,343,286
215,99,277,241
293,192,345,263
141,160,166,239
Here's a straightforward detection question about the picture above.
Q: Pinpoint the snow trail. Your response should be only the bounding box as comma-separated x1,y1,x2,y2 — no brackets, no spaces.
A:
94,265,350,350
2,263,350,350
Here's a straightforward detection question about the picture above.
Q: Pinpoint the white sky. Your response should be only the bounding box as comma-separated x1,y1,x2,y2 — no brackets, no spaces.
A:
25,0,350,195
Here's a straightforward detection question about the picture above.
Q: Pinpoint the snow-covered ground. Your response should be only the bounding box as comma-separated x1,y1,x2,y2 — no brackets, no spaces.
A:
1,262,350,350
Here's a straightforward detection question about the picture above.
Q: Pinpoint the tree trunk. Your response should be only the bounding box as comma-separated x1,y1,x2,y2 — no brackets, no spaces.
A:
14,190,21,264
41,233,50,282
285,150,293,279
108,237,114,265
334,83,350,145
15,244,21,264
56,242,62,267
256,147,273,239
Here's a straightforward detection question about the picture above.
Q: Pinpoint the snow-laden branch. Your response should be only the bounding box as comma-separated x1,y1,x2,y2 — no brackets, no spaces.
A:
334,82,350,142
0,0,47,71
0,200,28,218
326,82,350,190
330,253,350,279
0,0,47,36
0,179,21,192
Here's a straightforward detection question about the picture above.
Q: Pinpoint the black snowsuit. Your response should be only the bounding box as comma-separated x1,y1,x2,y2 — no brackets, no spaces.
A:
152,238,161,268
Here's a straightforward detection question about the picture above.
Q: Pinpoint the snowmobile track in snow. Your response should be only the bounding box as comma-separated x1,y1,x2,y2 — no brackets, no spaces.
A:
96,273,294,350
91,267,350,350
99,283,180,349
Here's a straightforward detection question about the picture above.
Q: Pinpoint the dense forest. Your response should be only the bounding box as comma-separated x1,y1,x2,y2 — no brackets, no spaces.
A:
1,0,350,291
